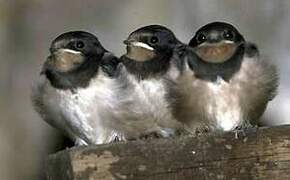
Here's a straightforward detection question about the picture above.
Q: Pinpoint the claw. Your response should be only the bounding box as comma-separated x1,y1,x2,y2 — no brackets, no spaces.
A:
233,128,246,139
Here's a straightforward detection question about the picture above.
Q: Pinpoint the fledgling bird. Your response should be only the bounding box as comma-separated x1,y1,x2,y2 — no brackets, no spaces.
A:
111,25,187,139
31,31,120,145
173,22,279,134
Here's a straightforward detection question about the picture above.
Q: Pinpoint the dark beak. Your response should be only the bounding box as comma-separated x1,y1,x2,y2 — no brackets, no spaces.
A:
123,39,129,45
207,32,220,43
123,38,136,45
49,47,57,54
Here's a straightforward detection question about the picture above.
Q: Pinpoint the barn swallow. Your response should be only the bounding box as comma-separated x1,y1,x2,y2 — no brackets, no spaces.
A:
174,22,279,134
110,25,187,140
31,31,121,145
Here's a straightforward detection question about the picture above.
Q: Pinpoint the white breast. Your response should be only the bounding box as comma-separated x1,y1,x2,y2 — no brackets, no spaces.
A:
37,73,120,144
177,53,277,133
128,74,168,119
205,78,242,131
119,72,178,137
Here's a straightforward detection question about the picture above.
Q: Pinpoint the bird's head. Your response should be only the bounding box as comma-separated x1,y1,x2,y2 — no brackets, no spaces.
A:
44,31,106,73
124,25,183,62
122,25,185,79
189,22,245,64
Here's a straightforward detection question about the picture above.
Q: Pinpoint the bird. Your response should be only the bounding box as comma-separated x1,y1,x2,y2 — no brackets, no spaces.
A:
110,25,188,140
31,31,121,145
173,22,279,135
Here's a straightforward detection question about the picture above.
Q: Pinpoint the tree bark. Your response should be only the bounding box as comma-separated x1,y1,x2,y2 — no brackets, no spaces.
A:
46,125,290,180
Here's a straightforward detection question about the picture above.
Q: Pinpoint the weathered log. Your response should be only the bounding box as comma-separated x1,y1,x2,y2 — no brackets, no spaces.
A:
46,125,290,180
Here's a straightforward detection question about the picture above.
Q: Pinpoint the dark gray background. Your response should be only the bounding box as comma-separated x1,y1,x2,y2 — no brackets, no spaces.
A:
0,0,289,179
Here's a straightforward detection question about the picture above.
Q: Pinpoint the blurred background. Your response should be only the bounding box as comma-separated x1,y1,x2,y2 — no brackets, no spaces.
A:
0,0,289,179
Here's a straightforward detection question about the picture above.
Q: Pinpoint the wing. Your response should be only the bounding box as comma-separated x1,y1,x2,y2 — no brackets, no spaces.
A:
31,76,79,142
237,42,279,123
100,52,121,77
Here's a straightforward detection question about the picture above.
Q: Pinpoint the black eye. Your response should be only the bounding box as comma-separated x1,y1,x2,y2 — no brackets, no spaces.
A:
223,30,234,40
196,33,207,43
76,41,85,49
150,36,159,44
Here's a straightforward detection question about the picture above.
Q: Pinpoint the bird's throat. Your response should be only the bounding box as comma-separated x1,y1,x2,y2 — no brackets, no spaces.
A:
195,42,238,63
125,45,156,62
48,49,85,72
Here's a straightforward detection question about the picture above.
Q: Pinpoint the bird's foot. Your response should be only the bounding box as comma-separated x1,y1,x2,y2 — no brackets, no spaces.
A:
233,128,246,139
194,126,211,137
233,124,258,139
74,138,88,146
112,135,127,143
139,132,163,141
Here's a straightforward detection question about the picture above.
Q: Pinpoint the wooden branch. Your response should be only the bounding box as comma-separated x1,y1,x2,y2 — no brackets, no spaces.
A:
46,125,290,180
